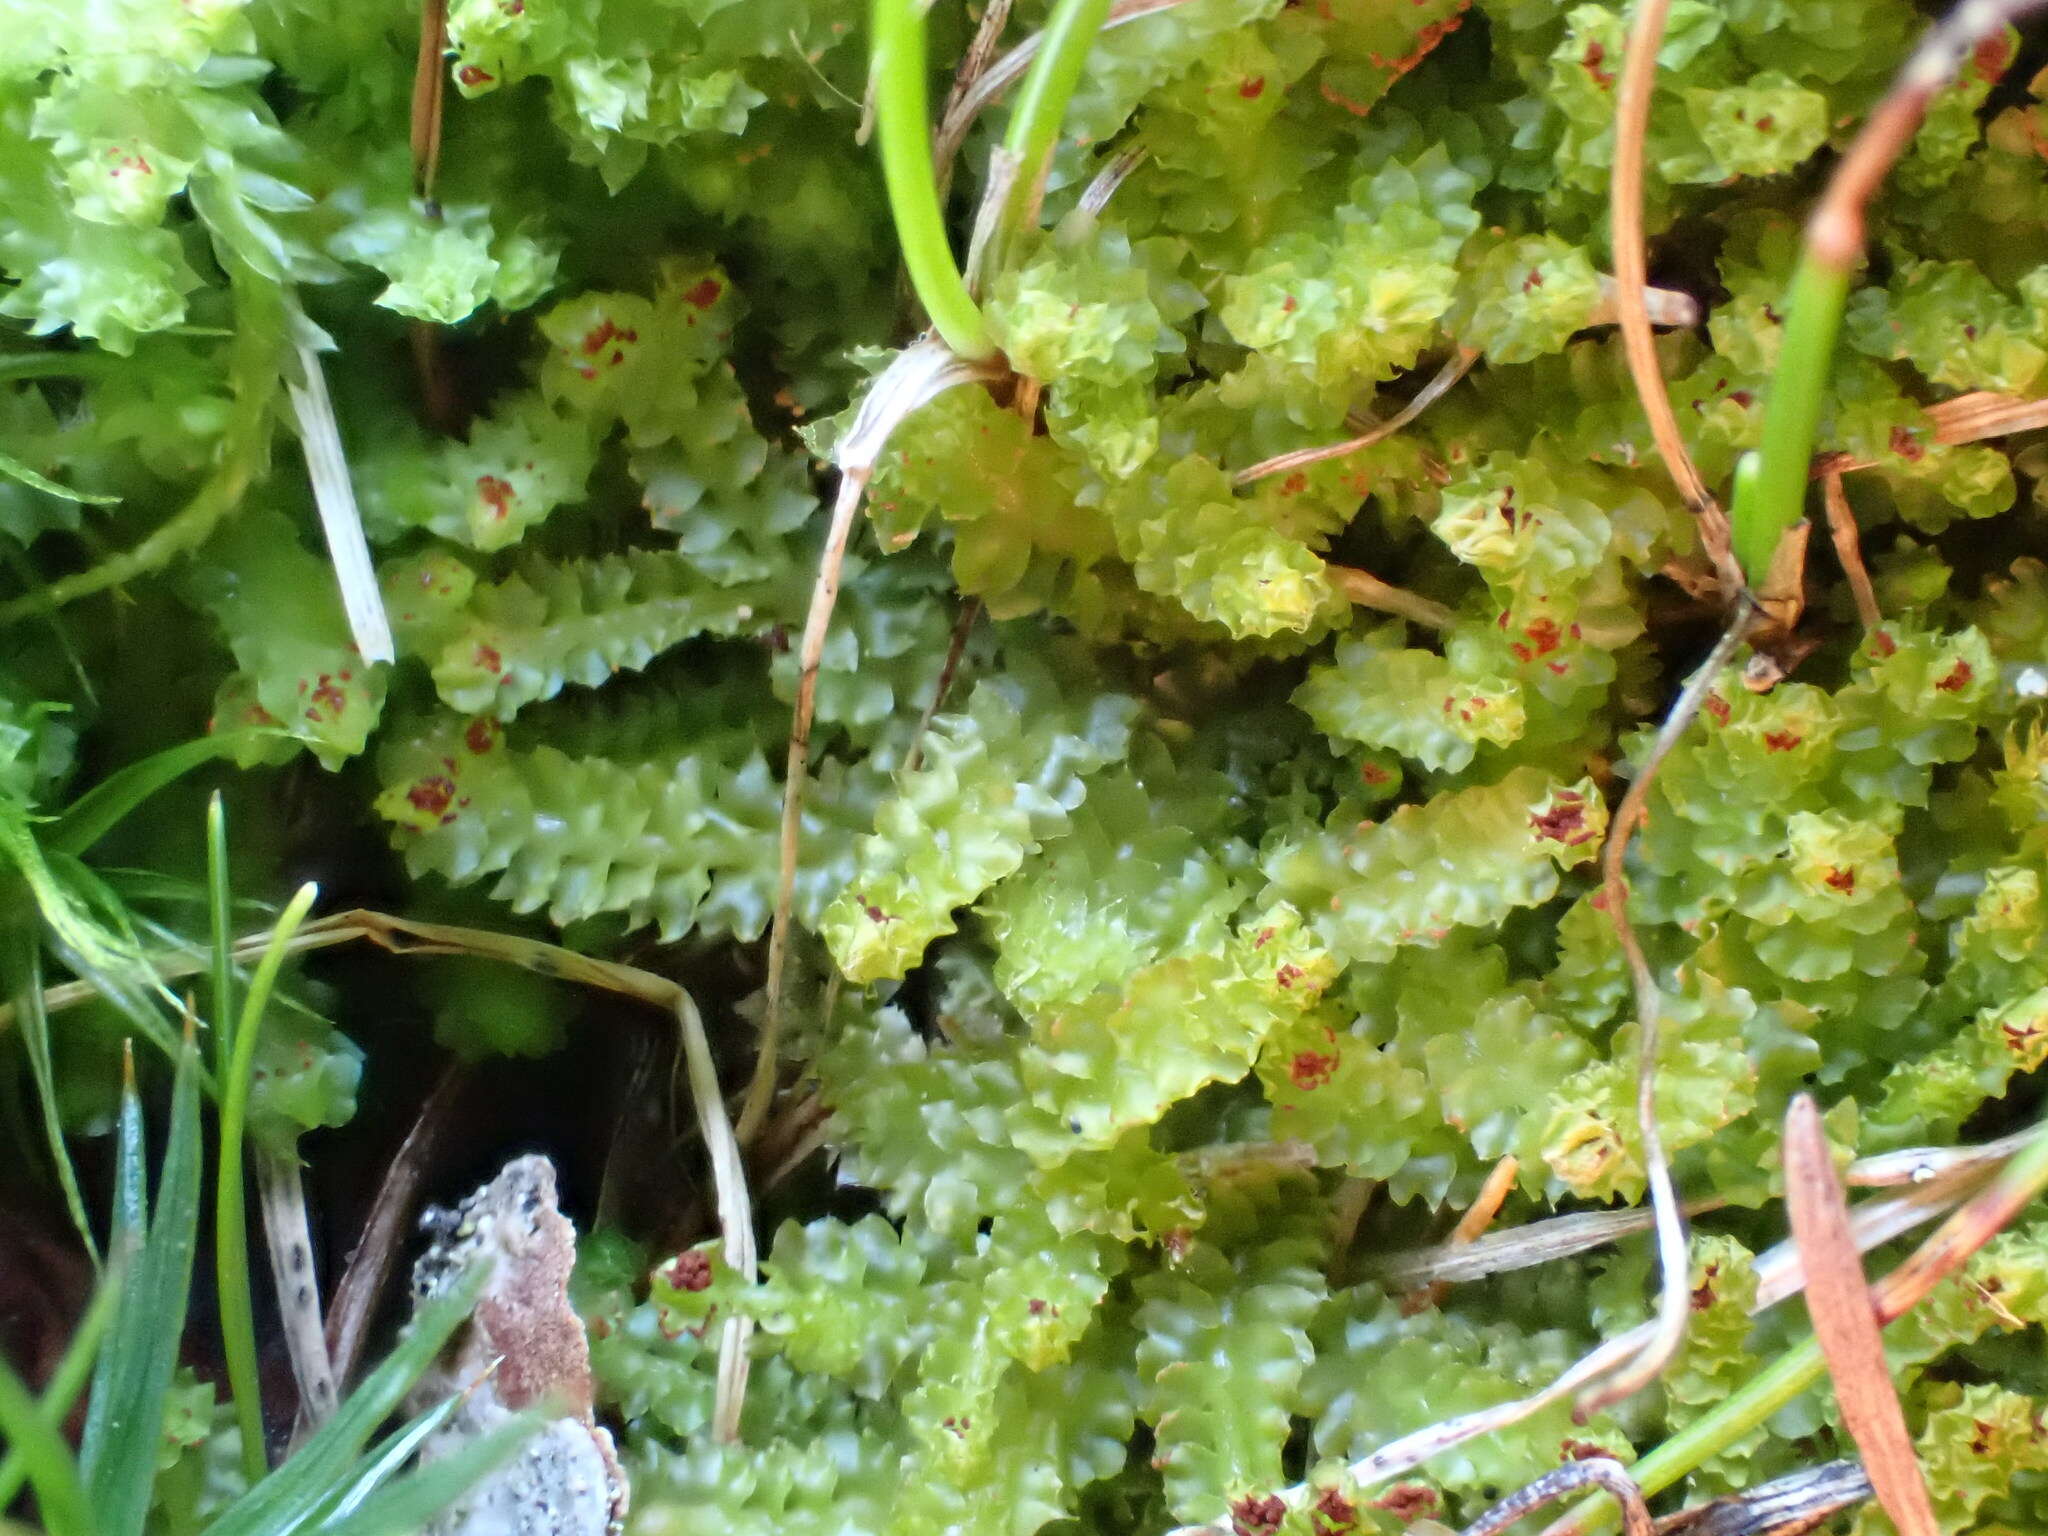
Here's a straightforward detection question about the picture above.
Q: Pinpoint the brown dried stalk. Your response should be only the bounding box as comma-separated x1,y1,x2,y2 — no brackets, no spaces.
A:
1233,348,1480,489
325,1064,464,1390
409,0,448,207
1326,564,1455,629
1576,601,1754,1418
742,343,1003,1148
904,597,981,775
1462,1458,1653,1536
1609,0,1739,593
1782,1095,1937,1536
1820,473,1882,630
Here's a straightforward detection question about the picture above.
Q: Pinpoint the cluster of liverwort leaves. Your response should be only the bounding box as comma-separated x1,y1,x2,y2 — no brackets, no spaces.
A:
12,0,2048,1533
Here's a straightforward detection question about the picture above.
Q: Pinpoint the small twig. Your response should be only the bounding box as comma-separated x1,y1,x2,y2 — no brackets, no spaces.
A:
1845,1127,2036,1188
1577,602,1755,1418
1463,1459,1653,1536
1610,0,1739,593
1234,348,1480,488
904,597,981,774
1405,1154,1519,1311
1782,1097,1937,1536
1325,565,1455,629
743,343,1003,1146
935,0,1017,208
1652,1461,1872,1536
1074,147,1147,222
326,1064,464,1389
932,0,1195,186
256,1146,337,1433
1820,472,1881,630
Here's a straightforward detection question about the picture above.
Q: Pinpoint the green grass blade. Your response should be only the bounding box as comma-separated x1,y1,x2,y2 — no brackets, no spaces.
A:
1726,253,1852,581
309,1417,537,1536
0,1351,93,1536
199,1271,485,1536
215,881,320,1487
870,0,996,359
991,0,1113,258
0,1263,123,1512
81,1020,204,1536
0,442,120,505
46,735,264,860
206,794,234,1076
14,944,100,1265
78,1043,148,1478
302,1393,467,1527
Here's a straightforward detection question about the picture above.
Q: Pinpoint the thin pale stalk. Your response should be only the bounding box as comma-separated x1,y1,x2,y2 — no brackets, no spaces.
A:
934,0,1016,208
1782,1096,1935,1536
1654,1460,1871,1536
872,0,997,357
257,1145,339,1430
1578,603,1754,1417
741,342,1000,1145
1326,564,1455,629
1234,348,1478,488
1609,0,1736,588
1463,1458,1652,1536
286,337,394,664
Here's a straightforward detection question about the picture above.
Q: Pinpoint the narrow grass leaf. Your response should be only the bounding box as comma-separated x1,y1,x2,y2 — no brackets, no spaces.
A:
14,945,99,1263
83,1019,204,1536
0,1353,92,1536
0,443,119,504
0,1263,123,1511
199,1271,485,1536
47,735,264,859
310,1418,537,1536
1782,1095,1935,1536
216,881,320,1486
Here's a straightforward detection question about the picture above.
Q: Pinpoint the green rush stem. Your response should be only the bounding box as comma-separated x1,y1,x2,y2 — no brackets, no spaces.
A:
989,0,1113,262
1727,253,1851,582
216,881,318,1486
871,0,998,359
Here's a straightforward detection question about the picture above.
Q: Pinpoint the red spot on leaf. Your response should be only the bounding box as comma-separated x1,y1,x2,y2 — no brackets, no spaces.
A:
406,775,456,817
1289,1049,1338,1090
1370,1485,1439,1521
1823,866,1856,894
464,719,498,755
1530,794,1596,846
1763,729,1801,752
683,277,724,309
1936,659,1975,692
1239,76,1266,98
476,474,514,519
1581,38,1614,87
1889,424,1926,461
1231,1494,1287,1536
456,64,493,86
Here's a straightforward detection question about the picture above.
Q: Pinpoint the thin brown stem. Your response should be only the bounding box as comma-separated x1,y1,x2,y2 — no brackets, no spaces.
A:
325,1065,460,1388
935,0,1017,207
1610,0,1739,592
904,597,981,774
1326,565,1455,629
1234,348,1479,488
410,0,449,207
1462,1459,1653,1536
1809,0,2048,271
1578,600,1755,1418
1821,472,1881,630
